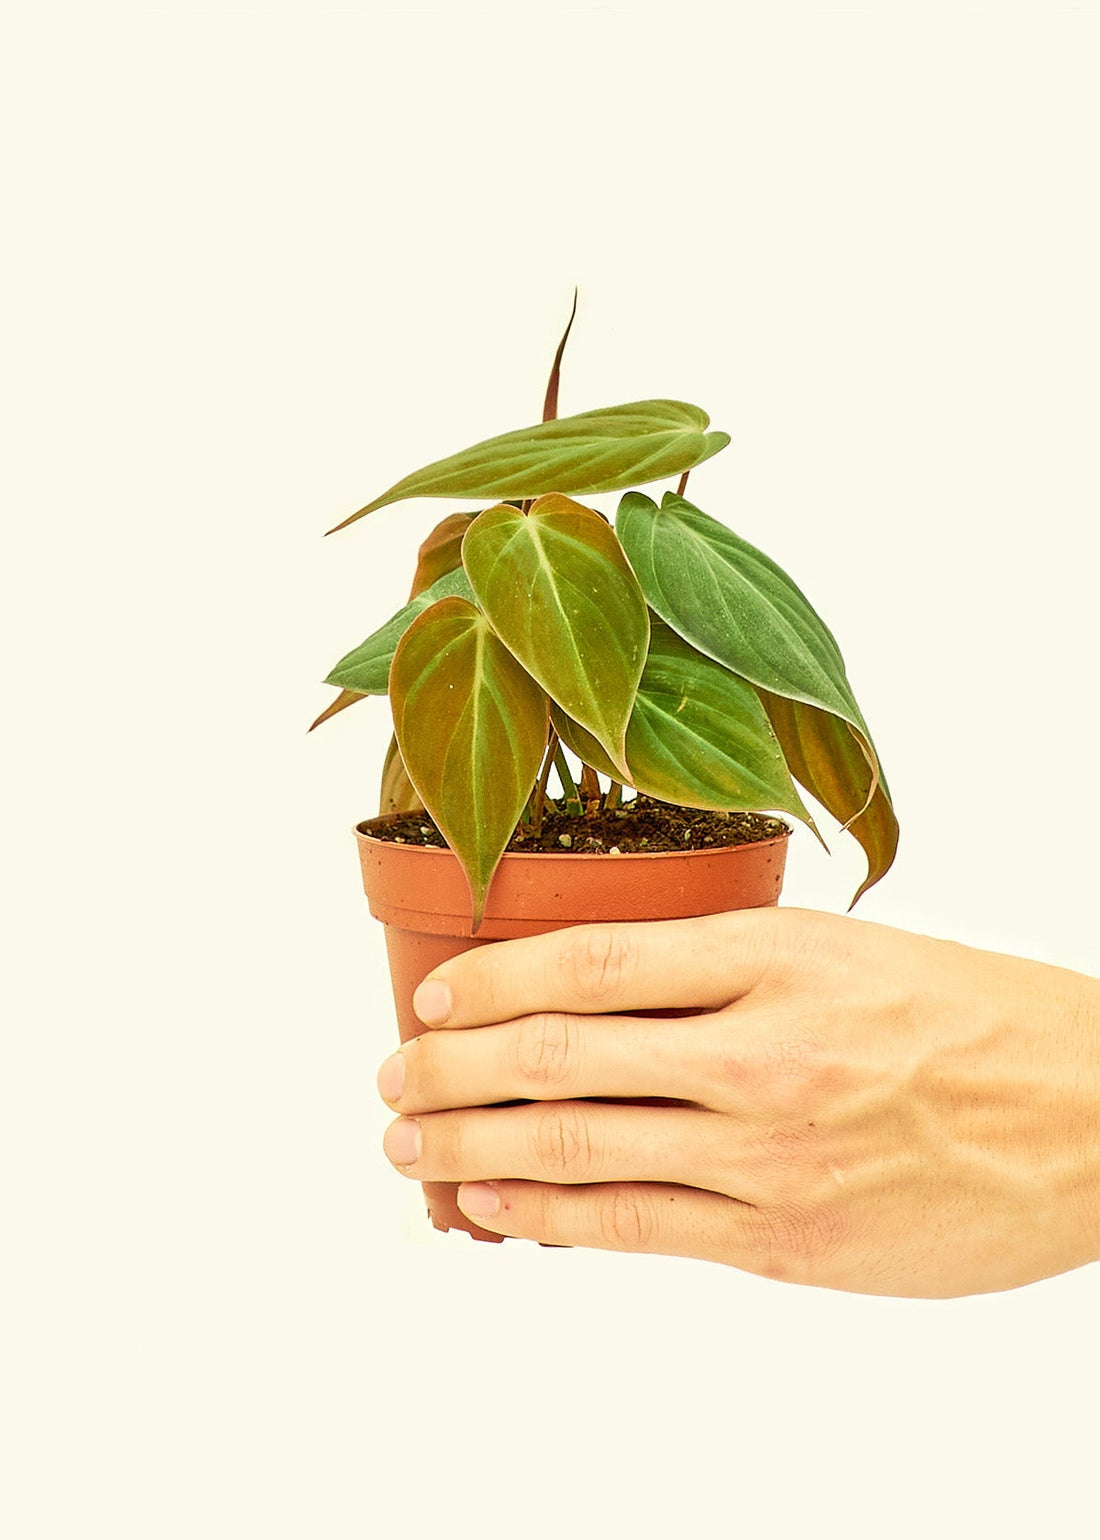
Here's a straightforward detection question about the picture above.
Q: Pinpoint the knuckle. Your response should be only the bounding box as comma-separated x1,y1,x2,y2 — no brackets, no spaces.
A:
728,1123,812,1201
752,1199,850,1283
423,1111,464,1179
739,1109,845,1194
514,1012,577,1092
483,949,508,1018
523,1182,568,1247
532,1103,593,1180
763,1119,820,1172
758,1031,824,1098
561,924,635,1004
597,1185,656,1251
750,908,833,998
400,1034,437,1109
721,1026,839,1117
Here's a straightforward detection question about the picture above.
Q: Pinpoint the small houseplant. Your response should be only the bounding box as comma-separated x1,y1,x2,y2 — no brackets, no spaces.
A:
315,299,898,1239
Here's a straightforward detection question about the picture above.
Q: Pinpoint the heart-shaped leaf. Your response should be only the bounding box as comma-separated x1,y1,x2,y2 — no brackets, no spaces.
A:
323,563,476,696
390,596,549,930
326,401,730,534
755,687,899,905
370,510,481,792
616,491,861,729
461,494,649,776
616,491,896,900
552,620,817,828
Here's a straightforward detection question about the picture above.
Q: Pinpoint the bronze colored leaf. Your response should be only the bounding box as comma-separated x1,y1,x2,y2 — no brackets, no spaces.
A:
378,732,424,815
359,510,481,797
461,494,649,776
755,688,899,905
308,688,366,733
409,512,476,599
390,596,549,930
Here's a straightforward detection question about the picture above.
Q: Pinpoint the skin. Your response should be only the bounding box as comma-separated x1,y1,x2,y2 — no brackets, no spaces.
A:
376,908,1100,1297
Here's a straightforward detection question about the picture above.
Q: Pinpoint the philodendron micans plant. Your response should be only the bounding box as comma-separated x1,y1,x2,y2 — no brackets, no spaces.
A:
314,307,898,930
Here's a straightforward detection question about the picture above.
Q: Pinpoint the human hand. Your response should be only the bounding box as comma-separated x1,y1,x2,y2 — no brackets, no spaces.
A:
376,908,1100,1296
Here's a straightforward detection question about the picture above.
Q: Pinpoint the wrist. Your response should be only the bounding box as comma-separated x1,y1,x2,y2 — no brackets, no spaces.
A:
1072,973,1100,1264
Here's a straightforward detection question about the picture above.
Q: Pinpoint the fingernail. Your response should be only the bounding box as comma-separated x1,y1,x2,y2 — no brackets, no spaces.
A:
376,1053,405,1104
458,1181,500,1219
383,1118,421,1167
413,977,453,1026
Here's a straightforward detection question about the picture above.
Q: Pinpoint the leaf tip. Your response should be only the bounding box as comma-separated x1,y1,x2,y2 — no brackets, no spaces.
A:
801,809,829,852
846,839,899,910
310,687,369,732
326,495,384,536
467,874,490,935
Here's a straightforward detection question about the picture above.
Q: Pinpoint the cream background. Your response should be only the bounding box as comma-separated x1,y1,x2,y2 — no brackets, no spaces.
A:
4,8,1099,1538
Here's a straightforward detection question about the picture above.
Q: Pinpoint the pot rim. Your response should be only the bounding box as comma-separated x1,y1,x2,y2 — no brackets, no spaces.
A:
355,809,792,860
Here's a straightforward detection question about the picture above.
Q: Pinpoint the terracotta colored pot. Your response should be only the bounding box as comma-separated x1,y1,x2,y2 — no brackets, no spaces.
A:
357,812,790,1242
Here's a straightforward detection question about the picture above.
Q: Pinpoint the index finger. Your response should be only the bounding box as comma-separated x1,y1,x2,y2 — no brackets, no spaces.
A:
411,909,783,1028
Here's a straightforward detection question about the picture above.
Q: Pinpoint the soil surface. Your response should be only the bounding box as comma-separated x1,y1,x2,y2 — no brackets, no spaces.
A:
370,795,790,855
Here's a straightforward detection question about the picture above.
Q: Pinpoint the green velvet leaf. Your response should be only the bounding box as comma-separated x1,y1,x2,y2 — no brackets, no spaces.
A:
327,401,729,533
616,491,896,900
389,596,549,930
461,494,649,776
323,564,475,697
373,510,480,803
313,515,477,737
548,709,622,784
552,620,816,828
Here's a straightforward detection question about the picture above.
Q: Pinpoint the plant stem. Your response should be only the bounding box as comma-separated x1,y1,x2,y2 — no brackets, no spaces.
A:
677,469,690,497
579,762,600,804
554,746,585,816
530,728,560,836
604,780,623,811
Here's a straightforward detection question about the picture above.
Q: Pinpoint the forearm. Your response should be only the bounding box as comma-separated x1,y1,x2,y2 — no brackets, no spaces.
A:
1067,968,1100,1262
